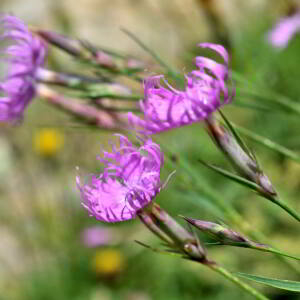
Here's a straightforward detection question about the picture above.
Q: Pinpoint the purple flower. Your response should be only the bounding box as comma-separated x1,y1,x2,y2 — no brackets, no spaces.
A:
81,226,120,247
0,15,47,122
267,12,300,49
76,135,163,222
128,43,233,134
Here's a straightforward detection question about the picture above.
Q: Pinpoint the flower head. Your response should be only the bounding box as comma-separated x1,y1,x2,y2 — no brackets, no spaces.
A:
182,217,250,244
128,43,233,134
267,12,300,49
0,15,47,122
77,135,163,222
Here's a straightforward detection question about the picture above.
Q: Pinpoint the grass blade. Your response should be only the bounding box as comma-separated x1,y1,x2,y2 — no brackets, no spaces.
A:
232,124,300,164
198,159,260,192
199,160,300,222
235,272,300,292
218,110,255,161
121,28,180,80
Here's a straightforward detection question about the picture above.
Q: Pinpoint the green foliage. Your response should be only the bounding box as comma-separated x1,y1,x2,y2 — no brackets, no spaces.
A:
235,273,300,292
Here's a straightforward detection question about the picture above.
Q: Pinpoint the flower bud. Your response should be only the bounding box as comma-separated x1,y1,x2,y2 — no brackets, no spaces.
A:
150,204,206,260
182,217,251,245
205,116,276,196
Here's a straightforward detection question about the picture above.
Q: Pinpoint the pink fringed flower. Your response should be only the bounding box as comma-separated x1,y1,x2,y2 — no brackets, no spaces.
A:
128,43,234,134
76,135,163,222
0,15,47,122
267,12,300,49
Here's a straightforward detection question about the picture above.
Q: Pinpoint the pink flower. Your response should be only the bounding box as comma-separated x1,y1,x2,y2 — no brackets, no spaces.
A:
81,226,120,247
77,135,163,222
267,13,300,49
0,15,47,122
128,43,234,134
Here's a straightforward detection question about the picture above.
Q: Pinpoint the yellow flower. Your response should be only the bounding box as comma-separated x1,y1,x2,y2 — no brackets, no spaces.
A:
33,128,64,156
91,248,125,276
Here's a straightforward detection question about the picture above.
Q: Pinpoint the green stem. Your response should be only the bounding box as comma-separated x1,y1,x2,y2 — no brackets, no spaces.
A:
76,91,141,101
208,264,269,300
251,245,300,261
89,93,141,101
237,87,300,117
232,71,300,117
263,194,300,223
232,124,300,164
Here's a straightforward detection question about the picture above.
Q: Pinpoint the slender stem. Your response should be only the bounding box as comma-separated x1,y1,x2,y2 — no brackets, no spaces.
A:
268,248,300,261
264,194,300,223
208,264,270,300
88,93,141,101
36,84,122,129
250,245,300,261
274,197,300,222
121,28,180,79
238,87,300,116
138,211,176,247
36,68,102,87
232,124,300,164
232,72,300,117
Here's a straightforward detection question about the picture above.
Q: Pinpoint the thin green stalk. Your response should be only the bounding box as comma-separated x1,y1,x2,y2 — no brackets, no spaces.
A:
232,71,300,116
79,92,141,101
232,124,300,164
207,264,269,300
265,195,300,223
244,230,300,276
250,245,300,262
93,106,140,113
93,93,141,101
236,86,300,116
121,28,180,80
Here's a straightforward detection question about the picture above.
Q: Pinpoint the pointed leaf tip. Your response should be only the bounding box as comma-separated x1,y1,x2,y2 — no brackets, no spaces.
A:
235,272,300,292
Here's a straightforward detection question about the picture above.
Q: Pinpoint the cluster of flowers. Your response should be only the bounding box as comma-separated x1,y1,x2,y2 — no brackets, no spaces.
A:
1,10,299,125
4,14,300,299
77,42,233,222
0,14,233,223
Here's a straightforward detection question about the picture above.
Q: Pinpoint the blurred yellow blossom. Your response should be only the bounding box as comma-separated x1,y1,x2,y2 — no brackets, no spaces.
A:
91,248,125,276
33,128,64,156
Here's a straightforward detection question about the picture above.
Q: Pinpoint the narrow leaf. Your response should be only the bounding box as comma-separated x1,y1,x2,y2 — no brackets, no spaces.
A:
233,99,271,112
120,28,180,79
80,39,127,59
235,272,300,292
198,159,260,192
218,110,255,161
134,240,182,257
240,88,300,116
232,71,300,115
199,160,300,222
231,71,253,87
232,124,300,164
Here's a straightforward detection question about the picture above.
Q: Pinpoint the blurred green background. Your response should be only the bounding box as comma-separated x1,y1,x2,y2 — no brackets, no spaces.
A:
1,0,300,299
